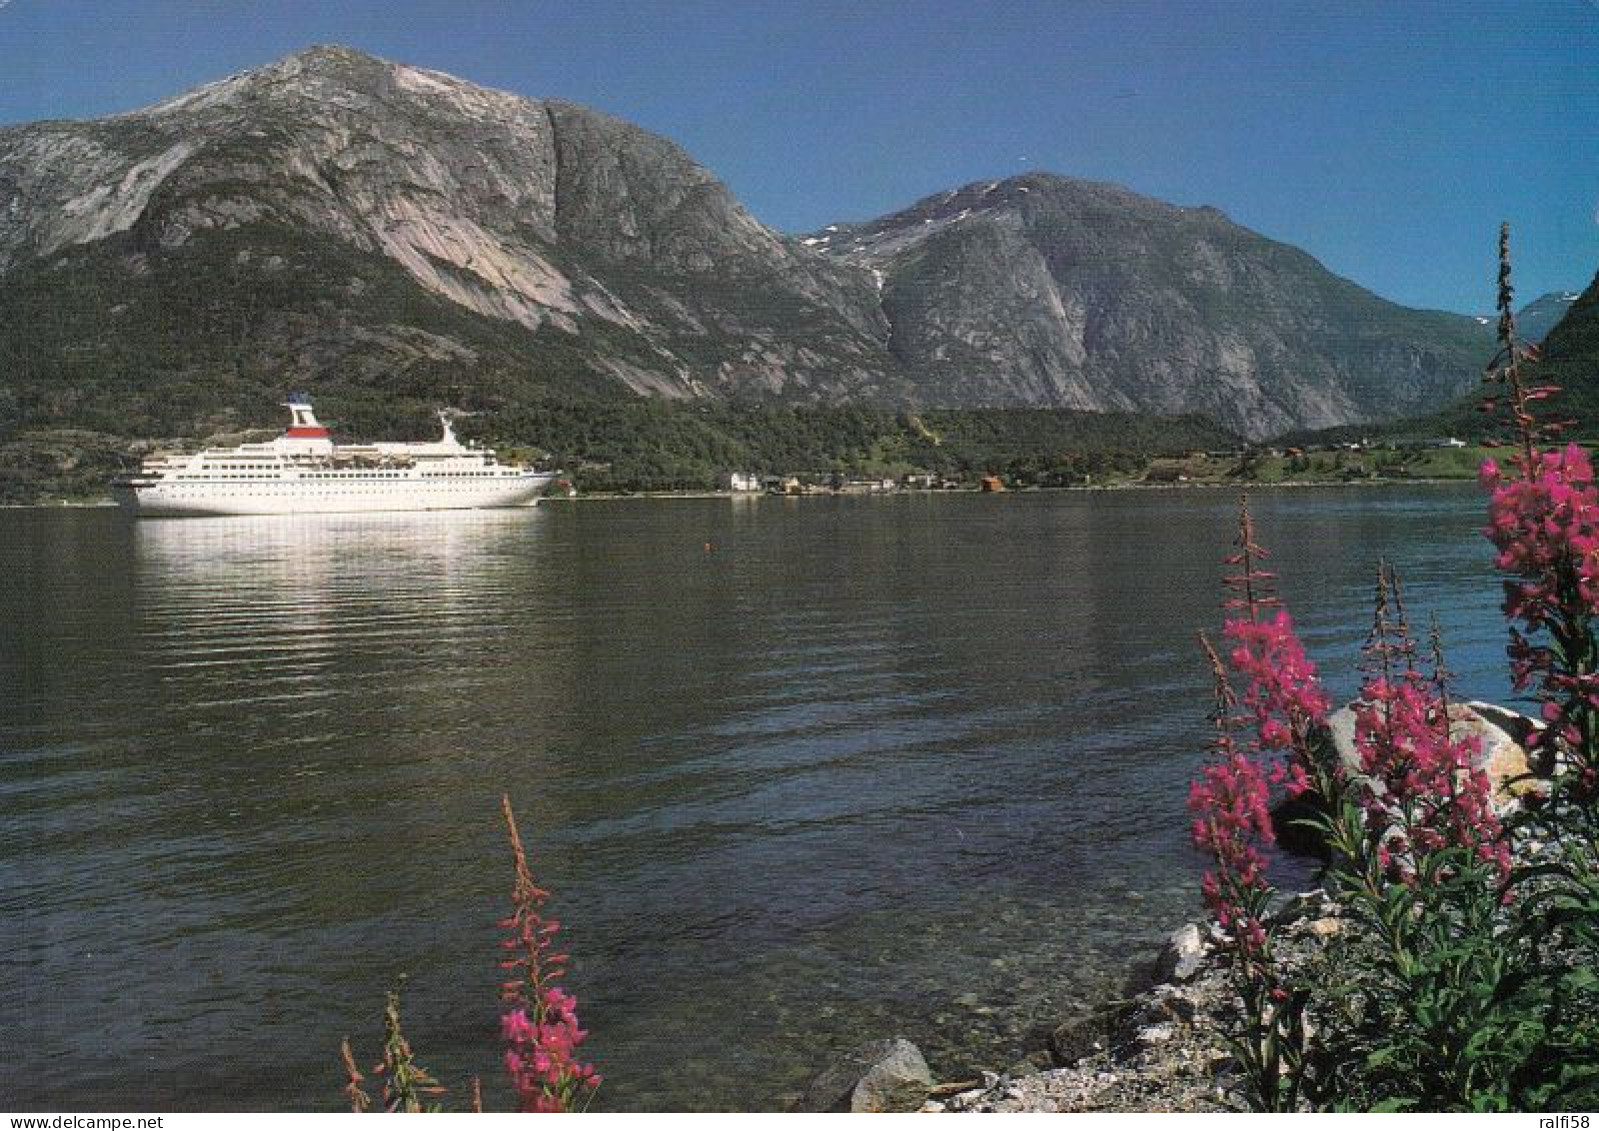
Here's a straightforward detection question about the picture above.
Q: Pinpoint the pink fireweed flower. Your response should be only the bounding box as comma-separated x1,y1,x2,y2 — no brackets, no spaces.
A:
1188,493,1352,1073
1191,631,1274,955
501,993,602,1113
1189,735,1276,959
1348,667,1506,885
1191,609,1330,964
1216,498,1331,797
1484,443,1599,628
499,796,600,1113
1483,436,1599,795
1190,504,1334,960
1224,610,1331,783
1353,568,1506,880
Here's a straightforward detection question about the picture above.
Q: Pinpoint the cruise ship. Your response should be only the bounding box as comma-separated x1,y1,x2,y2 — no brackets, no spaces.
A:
112,397,557,517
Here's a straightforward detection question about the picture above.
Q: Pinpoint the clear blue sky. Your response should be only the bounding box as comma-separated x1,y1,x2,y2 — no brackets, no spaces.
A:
1,0,1595,314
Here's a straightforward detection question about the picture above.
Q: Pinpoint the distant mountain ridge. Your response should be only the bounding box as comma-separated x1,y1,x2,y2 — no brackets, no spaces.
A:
806,176,1493,438
0,45,1495,444
1518,272,1599,427
1516,291,1583,345
1279,270,1599,449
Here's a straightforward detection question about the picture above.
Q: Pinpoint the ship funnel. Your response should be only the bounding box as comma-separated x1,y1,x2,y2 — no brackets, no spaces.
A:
436,409,463,447
282,395,330,439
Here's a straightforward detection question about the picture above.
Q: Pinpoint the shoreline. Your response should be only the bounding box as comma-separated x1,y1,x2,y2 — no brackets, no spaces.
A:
925,893,1338,1113
898,698,1548,1113
545,477,1478,501
2,476,1480,511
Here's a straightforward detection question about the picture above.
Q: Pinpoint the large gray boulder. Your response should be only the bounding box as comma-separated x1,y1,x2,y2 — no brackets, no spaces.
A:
801,1037,933,1113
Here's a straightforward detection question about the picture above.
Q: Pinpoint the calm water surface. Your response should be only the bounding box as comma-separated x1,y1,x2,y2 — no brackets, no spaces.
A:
0,487,1515,1110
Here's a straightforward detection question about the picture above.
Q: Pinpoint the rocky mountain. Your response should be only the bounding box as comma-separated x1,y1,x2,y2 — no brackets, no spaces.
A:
0,45,903,441
0,45,1492,445
806,177,1493,438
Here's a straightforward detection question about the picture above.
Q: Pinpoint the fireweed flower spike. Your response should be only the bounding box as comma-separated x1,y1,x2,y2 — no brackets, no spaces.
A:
1482,223,1555,468
499,795,601,1112
1186,502,1330,1111
1217,497,1329,797
1481,225,1599,798
1182,231,1599,1111
1347,572,1505,885
337,801,601,1112
375,991,446,1113
1191,501,1331,926
1428,614,1454,740
1222,494,1280,621
1193,500,1330,927
1190,632,1273,949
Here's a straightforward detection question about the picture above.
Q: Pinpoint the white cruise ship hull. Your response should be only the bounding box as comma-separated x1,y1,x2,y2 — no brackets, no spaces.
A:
114,471,556,517
112,398,560,518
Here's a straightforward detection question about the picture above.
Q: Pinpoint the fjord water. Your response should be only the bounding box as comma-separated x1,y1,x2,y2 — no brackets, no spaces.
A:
1,487,1512,1111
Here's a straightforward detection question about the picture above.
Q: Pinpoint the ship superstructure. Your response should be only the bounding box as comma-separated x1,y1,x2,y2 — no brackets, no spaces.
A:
112,397,556,517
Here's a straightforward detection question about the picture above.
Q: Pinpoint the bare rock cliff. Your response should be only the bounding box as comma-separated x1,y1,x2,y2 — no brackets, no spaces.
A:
809,176,1491,439
0,46,1491,441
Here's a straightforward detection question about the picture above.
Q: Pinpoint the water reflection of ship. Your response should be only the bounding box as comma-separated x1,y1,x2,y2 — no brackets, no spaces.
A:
122,509,583,1079
132,511,569,747
132,509,583,832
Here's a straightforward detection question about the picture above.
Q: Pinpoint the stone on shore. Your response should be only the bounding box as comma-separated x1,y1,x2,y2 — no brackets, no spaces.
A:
800,1037,933,1112
1326,699,1541,809
1050,1010,1122,1066
1153,922,1209,984
946,892,1343,1113
838,699,1554,1113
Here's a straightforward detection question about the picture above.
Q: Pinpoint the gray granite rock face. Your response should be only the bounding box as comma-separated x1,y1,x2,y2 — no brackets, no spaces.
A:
807,175,1490,439
0,45,904,410
0,46,1491,440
